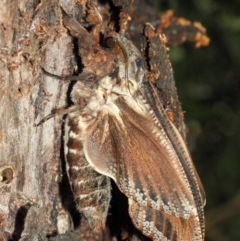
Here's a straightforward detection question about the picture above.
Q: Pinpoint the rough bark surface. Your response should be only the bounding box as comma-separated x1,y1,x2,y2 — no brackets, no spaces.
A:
0,0,73,240
0,0,208,240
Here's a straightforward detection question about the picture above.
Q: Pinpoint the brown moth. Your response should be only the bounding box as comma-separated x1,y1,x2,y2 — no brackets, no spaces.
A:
38,5,205,240
61,14,206,241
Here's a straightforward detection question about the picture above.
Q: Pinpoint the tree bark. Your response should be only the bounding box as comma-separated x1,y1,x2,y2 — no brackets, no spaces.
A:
0,0,73,240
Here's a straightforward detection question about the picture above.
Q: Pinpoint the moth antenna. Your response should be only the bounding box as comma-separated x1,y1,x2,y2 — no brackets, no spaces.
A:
42,68,80,82
34,105,82,127
114,39,130,90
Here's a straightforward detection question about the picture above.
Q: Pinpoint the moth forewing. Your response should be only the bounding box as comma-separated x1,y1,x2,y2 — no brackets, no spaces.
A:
143,81,205,238
78,82,202,240
168,118,206,205
128,198,200,241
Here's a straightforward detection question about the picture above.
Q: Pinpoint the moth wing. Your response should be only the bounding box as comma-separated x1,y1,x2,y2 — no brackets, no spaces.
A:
129,198,200,240
83,98,202,240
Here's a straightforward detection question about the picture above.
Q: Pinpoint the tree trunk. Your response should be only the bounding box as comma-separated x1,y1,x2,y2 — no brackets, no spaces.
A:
0,0,205,240
0,0,75,240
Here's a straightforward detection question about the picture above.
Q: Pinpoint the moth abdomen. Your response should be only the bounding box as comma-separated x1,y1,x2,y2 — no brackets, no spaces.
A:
64,114,111,230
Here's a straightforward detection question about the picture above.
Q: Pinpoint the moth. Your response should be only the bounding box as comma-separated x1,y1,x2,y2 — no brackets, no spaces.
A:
38,5,206,241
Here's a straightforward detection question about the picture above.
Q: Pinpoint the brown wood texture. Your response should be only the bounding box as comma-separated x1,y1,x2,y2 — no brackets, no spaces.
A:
0,0,73,240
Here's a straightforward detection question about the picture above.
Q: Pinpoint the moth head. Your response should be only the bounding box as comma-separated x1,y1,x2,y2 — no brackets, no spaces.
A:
106,34,145,88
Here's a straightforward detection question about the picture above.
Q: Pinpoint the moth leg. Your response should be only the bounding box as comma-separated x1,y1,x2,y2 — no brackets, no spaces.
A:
64,114,111,232
41,67,78,81
62,9,95,55
34,106,82,126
